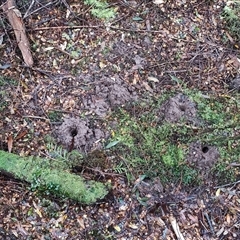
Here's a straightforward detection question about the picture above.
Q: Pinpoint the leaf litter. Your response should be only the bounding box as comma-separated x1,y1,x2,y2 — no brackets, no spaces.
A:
0,0,240,239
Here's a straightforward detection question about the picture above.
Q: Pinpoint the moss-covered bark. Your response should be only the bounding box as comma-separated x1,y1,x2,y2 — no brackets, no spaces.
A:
0,150,108,204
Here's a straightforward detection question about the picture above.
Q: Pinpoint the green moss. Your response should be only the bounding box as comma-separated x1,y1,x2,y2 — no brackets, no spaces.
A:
0,150,108,204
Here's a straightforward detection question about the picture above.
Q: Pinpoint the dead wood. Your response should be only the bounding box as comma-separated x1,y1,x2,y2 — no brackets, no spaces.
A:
1,0,33,66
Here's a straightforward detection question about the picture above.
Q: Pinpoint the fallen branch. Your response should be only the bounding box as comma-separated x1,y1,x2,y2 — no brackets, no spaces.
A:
1,0,33,66
0,150,109,204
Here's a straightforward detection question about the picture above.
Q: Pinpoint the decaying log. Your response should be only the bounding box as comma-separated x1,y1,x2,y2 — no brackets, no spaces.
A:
1,0,33,66
0,150,109,204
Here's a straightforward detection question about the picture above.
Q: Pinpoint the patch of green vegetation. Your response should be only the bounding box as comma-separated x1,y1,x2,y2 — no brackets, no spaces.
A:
108,107,199,185
0,90,9,111
84,0,116,20
107,89,240,186
47,143,83,168
222,0,240,40
30,167,61,195
0,150,108,204
45,135,83,168
0,76,17,112
0,75,17,87
47,110,63,122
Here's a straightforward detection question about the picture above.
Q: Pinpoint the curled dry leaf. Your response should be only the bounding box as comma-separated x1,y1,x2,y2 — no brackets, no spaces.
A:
7,134,13,153
153,0,165,4
148,76,159,82
15,129,28,141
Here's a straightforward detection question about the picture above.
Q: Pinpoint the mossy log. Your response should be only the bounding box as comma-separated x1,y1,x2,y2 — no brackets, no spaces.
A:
0,150,109,204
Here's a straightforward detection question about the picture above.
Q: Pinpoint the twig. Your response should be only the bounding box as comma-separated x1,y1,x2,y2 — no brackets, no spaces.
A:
23,0,35,19
213,180,240,189
169,215,185,240
31,25,103,31
204,212,214,234
23,115,49,120
23,0,59,19
228,162,240,168
1,0,33,66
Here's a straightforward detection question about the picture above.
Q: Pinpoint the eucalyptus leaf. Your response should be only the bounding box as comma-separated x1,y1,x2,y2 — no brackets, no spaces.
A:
170,75,183,84
105,140,120,149
132,16,143,21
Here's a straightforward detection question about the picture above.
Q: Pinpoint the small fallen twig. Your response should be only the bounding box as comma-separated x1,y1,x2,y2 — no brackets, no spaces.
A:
31,25,103,31
169,215,185,240
204,212,215,234
213,180,240,189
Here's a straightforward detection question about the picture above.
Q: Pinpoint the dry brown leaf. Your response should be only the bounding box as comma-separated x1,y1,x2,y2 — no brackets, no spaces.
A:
188,214,198,223
216,188,221,197
15,129,28,141
179,210,187,224
142,82,153,92
153,0,165,4
128,223,138,229
148,76,159,83
113,225,121,232
226,214,231,224
216,227,225,237
77,218,85,229
7,134,13,153
55,214,67,227
33,201,43,218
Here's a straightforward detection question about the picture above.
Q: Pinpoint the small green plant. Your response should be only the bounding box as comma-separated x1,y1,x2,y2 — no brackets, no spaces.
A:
48,110,63,122
107,89,240,186
222,0,240,40
84,0,116,19
0,75,17,87
46,138,83,168
31,168,61,197
0,91,9,111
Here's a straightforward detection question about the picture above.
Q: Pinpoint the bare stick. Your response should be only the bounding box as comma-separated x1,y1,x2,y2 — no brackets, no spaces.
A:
1,0,33,66
169,215,185,240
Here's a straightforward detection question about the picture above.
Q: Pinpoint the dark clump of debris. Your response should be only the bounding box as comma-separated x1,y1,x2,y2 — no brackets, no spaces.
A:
229,75,240,91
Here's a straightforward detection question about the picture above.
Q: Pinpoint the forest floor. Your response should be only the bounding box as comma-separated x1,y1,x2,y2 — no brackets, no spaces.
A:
0,0,240,239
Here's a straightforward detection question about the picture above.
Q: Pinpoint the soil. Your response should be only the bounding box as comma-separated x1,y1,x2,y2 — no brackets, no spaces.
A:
187,141,220,172
157,93,200,124
55,117,109,153
0,0,240,239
